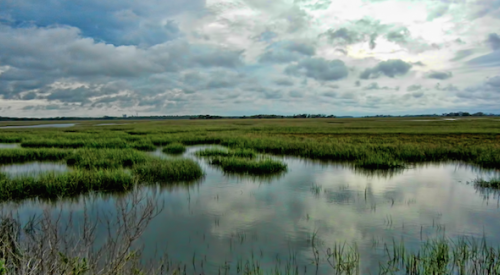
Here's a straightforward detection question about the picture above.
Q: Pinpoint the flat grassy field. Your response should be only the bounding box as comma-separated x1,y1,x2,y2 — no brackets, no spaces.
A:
0,117,499,201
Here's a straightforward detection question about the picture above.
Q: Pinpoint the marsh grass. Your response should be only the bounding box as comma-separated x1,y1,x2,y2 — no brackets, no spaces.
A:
130,140,156,151
0,148,71,164
0,169,135,201
473,177,500,189
66,149,150,169
195,148,256,158
380,237,500,274
133,158,203,183
209,157,287,175
162,142,186,155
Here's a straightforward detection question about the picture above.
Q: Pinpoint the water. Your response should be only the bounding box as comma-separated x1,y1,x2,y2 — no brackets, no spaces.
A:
2,146,500,273
0,123,75,129
0,162,70,178
0,143,19,148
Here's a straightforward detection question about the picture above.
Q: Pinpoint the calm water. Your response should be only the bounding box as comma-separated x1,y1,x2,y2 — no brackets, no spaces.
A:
0,123,75,129
2,146,500,273
0,162,70,178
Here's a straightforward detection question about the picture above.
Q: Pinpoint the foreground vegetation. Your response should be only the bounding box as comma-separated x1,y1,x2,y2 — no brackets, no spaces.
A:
0,152,203,201
1,191,499,275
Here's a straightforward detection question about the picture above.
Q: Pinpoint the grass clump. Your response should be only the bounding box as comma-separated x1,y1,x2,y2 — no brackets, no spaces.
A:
130,140,156,151
162,143,186,155
195,148,256,158
0,148,71,164
209,157,287,175
0,169,135,201
133,158,203,183
473,178,500,189
66,149,149,169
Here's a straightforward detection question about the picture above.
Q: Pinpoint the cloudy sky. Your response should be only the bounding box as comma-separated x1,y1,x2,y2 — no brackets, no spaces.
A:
1,0,499,117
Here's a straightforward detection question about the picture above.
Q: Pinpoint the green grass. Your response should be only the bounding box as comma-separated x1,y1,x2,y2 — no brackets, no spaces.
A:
209,157,287,175
0,156,203,201
473,178,500,189
380,237,500,274
66,148,150,169
0,148,71,164
133,158,203,183
0,169,135,201
162,142,186,154
195,148,256,158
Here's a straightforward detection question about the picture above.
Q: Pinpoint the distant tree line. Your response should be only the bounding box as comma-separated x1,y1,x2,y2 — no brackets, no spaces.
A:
0,111,497,121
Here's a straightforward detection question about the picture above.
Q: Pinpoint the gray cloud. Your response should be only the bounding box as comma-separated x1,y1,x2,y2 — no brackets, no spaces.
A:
193,49,244,68
364,82,391,90
450,49,475,62
360,59,412,79
355,80,361,87
259,41,315,64
407,85,422,91
467,51,500,67
318,19,433,52
487,76,500,87
435,83,460,92
284,57,349,81
273,78,295,86
412,61,425,66
285,42,316,56
427,5,449,21
425,71,453,80
259,50,303,64
322,28,360,45
322,91,337,98
412,91,424,98
289,90,303,98
487,33,500,50
386,27,410,44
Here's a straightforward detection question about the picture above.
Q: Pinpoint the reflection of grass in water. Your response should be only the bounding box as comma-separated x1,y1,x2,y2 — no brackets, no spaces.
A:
162,142,186,155
222,170,287,182
354,154,405,169
310,183,322,195
380,237,500,274
473,177,500,189
353,166,407,178
2,206,500,275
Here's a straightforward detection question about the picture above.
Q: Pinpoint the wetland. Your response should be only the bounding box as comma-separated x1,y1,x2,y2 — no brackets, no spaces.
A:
1,117,500,274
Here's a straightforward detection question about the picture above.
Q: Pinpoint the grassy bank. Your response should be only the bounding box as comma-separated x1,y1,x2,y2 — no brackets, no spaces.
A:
162,142,186,154
209,157,287,174
0,169,135,201
195,148,256,158
0,155,203,201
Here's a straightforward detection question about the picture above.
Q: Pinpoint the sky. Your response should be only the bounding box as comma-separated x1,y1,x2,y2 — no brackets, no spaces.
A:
0,0,499,117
